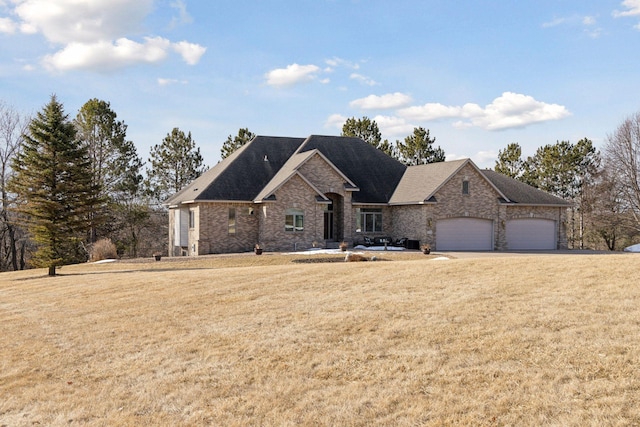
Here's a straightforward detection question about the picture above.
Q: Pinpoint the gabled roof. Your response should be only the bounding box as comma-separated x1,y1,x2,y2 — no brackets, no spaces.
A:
481,169,572,206
296,135,407,203
389,158,509,205
166,135,570,209
165,136,304,205
166,134,407,206
254,149,357,202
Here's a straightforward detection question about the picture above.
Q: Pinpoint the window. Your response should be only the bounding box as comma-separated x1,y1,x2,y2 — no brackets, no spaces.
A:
357,208,383,233
462,180,470,195
189,210,195,228
228,208,236,235
285,208,304,232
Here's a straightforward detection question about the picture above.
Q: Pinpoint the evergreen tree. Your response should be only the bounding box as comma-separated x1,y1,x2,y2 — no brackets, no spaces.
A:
379,139,399,159
220,128,255,159
341,116,382,148
146,127,206,203
396,127,445,166
525,139,600,248
8,95,98,275
75,98,141,242
494,143,524,179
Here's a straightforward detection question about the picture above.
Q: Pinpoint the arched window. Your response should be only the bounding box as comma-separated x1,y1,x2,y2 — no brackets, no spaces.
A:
285,208,304,232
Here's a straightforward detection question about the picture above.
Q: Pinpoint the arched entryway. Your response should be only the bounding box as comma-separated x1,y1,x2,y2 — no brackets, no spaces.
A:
324,193,344,243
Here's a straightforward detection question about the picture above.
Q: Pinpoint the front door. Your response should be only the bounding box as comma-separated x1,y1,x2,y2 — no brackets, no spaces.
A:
324,203,334,240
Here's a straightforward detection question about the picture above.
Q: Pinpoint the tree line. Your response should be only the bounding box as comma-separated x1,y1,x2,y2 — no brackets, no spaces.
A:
3,98,640,274
1,96,206,274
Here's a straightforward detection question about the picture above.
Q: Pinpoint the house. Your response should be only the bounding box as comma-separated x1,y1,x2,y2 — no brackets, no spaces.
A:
165,135,571,255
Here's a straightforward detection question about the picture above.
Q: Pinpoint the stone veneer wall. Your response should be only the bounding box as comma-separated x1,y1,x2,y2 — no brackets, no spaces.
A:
429,163,502,250
196,202,259,254
169,157,569,254
390,204,430,245
298,154,353,244
258,174,325,252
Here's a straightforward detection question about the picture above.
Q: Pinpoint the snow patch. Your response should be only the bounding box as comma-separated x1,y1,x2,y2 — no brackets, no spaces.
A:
353,245,405,251
624,243,640,253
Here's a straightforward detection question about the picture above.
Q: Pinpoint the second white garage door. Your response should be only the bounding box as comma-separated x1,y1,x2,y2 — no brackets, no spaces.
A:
506,218,556,250
436,218,493,250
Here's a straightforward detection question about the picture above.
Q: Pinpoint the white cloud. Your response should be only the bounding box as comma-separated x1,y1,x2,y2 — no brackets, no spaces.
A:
13,0,153,44
324,113,347,130
372,115,415,139
350,73,378,86
158,78,188,86
542,14,603,37
476,92,570,130
350,92,412,110
173,41,206,65
614,0,640,29
43,37,172,71
265,63,320,87
399,102,482,121
0,16,17,33
325,57,360,70
542,17,566,28
474,150,499,167
399,92,570,131
2,0,205,71
613,0,640,17
324,113,413,138
170,0,193,26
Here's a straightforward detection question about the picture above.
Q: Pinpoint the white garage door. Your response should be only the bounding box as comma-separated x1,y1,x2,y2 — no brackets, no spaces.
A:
436,218,493,250
506,219,556,250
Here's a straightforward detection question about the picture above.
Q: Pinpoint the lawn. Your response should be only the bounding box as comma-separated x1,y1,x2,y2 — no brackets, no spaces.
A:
1,252,639,426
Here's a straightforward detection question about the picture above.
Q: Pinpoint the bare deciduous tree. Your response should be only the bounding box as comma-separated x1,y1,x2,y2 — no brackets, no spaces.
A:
604,111,640,233
0,101,29,271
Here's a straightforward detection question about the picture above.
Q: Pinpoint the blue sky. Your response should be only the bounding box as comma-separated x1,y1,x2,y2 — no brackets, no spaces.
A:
1,0,639,168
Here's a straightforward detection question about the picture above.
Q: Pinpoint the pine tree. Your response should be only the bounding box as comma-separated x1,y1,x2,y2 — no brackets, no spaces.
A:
9,95,98,275
379,139,399,159
146,127,206,203
75,98,141,242
220,128,255,159
396,127,445,165
494,143,524,179
341,116,382,148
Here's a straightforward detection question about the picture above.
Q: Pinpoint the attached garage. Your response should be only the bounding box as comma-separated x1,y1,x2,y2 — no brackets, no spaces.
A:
436,218,493,250
506,218,556,250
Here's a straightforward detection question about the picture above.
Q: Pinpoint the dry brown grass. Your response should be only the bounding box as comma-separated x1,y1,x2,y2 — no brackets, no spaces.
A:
1,252,640,426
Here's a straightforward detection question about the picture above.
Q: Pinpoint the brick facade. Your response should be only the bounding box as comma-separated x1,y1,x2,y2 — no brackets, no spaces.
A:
169,158,568,255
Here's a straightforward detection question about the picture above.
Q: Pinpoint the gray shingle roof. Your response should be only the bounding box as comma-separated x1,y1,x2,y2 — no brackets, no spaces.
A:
165,136,304,204
253,150,320,201
481,169,572,206
389,159,470,204
166,135,570,208
297,135,407,203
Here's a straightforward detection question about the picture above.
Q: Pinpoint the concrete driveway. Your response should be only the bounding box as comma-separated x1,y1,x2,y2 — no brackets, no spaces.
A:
437,249,619,259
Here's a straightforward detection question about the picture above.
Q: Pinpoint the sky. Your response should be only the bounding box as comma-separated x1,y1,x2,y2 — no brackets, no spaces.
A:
1,0,639,169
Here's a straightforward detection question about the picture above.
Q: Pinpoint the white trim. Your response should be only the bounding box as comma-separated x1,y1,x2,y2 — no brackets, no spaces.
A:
254,171,330,203
351,202,389,207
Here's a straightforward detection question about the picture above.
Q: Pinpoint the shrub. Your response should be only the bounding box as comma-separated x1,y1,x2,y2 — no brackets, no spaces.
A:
90,238,118,261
